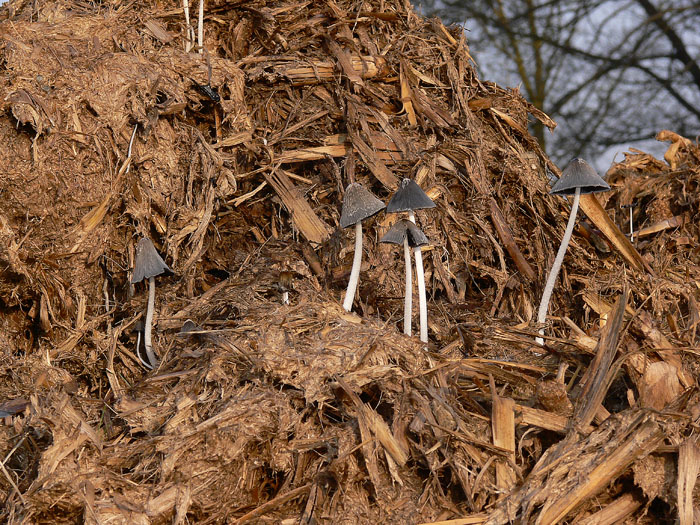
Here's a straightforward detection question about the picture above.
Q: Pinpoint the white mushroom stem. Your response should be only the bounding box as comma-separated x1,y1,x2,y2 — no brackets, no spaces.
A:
198,0,204,53
183,0,193,52
135,329,152,370
403,237,413,336
536,187,581,345
282,291,289,305
408,211,428,343
143,276,159,367
342,221,363,312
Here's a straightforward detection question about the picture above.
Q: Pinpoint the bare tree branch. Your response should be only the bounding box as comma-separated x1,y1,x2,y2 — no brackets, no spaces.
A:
420,0,700,161
635,0,700,90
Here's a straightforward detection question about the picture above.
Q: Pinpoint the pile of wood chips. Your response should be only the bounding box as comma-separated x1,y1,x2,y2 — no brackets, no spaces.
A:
0,0,698,522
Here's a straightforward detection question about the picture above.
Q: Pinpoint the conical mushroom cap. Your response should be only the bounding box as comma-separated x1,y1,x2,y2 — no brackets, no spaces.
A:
131,237,171,283
380,220,409,245
550,158,610,195
339,183,386,228
386,178,436,213
179,319,201,334
380,219,429,247
406,221,429,247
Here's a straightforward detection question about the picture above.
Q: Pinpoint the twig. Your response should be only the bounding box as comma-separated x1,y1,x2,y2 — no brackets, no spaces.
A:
234,484,312,524
0,453,27,505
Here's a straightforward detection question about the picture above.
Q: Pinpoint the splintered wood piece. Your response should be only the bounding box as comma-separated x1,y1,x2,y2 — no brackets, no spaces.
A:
432,251,457,303
638,361,681,410
561,316,599,353
400,59,418,126
228,181,267,207
461,157,534,281
575,288,627,428
580,291,636,319
264,169,332,245
417,517,487,525
143,19,174,43
233,483,312,524
489,199,535,281
326,40,364,87
678,440,700,525
537,419,664,525
634,310,694,388
348,130,400,190
336,377,408,467
657,129,696,168
577,492,644,525
324,132,404,154
277,144,350,163
274,55,387,85
279,133,408,166
636,214,686,238
578,193,652,274
360,403,409,466
490,377,517,492
70,183,119,253
514,404,571,434
299,479,324,525
536,378,573,417
490,108,528,137
411,87,458,127
212,130,252,148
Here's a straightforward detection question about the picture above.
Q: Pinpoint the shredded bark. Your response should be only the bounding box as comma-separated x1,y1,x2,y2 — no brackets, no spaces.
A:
1,0,699,523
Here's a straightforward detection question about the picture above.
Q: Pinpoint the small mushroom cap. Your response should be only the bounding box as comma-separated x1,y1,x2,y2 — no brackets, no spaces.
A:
131,237,171,284
380,219,429,247
179,319,202,334
550,158,610,196
386,178,436,213
277,271,294,292
339,183,386,228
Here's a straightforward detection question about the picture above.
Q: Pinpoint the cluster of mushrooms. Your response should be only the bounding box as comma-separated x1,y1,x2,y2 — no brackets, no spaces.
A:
128,158,609,369
339,158,610,348
340,178,435,343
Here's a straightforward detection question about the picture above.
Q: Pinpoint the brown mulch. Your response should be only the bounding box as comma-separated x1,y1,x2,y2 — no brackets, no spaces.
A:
0,0,699,523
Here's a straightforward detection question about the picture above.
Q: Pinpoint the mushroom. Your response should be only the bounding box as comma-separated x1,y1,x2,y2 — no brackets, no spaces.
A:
131,237,171,368
177,319,207,344
339,183,386,312
386,179,436,343
536,158,610,345
278,270,293,305
380,219,429,337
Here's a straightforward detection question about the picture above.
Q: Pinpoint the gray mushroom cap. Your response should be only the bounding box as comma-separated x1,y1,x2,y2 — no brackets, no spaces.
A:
339,183,386,228
131,238,171,284
386,178,436,213
550,158,610,196
380,219,429,247
179,319,201,334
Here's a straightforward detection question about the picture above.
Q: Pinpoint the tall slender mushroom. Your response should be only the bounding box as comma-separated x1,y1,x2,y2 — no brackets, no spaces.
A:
536,158,610,345
131,237,171,368
380,219,429,336
386,179,436,343
340,183,386,312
